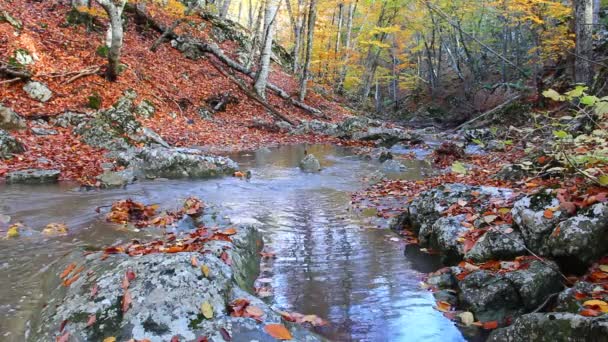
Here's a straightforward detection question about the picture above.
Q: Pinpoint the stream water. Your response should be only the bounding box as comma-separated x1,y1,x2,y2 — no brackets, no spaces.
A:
0,144,465,341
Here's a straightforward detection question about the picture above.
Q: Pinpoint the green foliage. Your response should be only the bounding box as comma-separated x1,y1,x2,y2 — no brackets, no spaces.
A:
96,45,109,58
88,93,102,110
451,161,468,175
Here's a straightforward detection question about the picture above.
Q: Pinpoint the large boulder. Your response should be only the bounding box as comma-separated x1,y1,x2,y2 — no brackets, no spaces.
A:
502,260,563,311
352,126,420,146
0,104,26,130
511,190,566,254
23,81,53,102
5,169,60,184
291,120,339,137
0,129,25,158
419,215,468,263
96,168,136,188
465,225,527,263
488,313,608,342
299,154,321,172
401,184,513,234
29,226,321,342
117,147,238,179
546,203,608,268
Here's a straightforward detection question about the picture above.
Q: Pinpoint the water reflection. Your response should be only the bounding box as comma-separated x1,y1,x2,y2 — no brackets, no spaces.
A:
0,144,464,341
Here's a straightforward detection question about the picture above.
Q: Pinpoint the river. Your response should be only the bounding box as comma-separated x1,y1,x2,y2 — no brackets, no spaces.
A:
0,144,466,341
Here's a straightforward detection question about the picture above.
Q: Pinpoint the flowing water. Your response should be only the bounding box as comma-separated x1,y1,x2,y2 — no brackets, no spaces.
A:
0,144,465,341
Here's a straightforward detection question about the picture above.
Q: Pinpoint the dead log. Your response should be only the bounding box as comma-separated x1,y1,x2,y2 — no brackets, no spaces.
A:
150,19,183,52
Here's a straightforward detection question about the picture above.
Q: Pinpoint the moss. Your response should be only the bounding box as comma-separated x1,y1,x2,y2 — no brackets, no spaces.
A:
88,93,102,110
188,313,205,329
96,45,109,58
529,191,555,211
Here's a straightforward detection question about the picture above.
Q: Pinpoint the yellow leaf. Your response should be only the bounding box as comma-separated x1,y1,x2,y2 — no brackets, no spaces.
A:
103,338,116,342
201,265,210,278
264,324,292,340
599,265,608,273
583,300,608,313
201,301,213,319
6,225,19,238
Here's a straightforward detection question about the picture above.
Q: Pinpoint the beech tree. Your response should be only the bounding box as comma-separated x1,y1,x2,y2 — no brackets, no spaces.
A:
299,0,317,101
254,0,282,98
574,0,595,86
96,0,127,81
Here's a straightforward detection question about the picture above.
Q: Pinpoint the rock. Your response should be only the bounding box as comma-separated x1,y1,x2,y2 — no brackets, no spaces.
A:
463,128,493,142
457,260,563,323
139,127,170,148
379,151,393,163
511,190,565,254
14,49,34,65
389,210,410,231
5,169,60,184
381,159,406,173
420,215,468,263
135,100,155,118
52,112,89,128
546,203,608,268
97,169,136,188
407,184,513,234
167,215,197,233
427,270,457,289
488,313,608,342
457,270,523,323
299,154,321,172
117,147,238,179
275,121,293,132
494,163,530,181
0,129,25,158
555,281,598,313
31,127,58,136
503,260,563,311
352,127,418,147
0,10,22,29
23,81,52,102
291,120,339,136
434,290,458,306
486,140,506,152
29,225,322,342
0,104,26,130
465,225,527,262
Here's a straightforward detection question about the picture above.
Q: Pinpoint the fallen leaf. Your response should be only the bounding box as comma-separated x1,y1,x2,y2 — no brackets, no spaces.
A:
122,290,132,313
103,338,116,342
56,332,70,342
482,320,499,330
60,263,77,279
126,269,136,281
458,312,475,326
201,265,210,278
435,301,451,312
245,305,264,318
599,265,608,273
580,308,601,317
87,314,97,327
201,301,213,319
221,227,237,235
583,299,608,313
543,209,554,219
220,327,231,341
264,324,293,340
191,255,199,267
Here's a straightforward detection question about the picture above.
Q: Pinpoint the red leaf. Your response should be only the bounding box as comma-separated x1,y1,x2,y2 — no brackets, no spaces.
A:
482,321,499,330
220,327,231,341
122,290,132,313
86,314,96,327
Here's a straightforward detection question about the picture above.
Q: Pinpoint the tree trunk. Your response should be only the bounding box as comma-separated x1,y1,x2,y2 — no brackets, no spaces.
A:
336,0,356,93
219,0,231,18
98,0,126,82
254,0,282,98
574,0,595,86
72,0,90,7
299,0,317,101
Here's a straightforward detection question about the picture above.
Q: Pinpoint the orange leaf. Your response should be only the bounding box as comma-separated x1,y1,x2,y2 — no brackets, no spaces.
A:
543,209,554,219
580,308,601,317
482,321,499,330
435,301,451,312
60,263,77,279
191,255,199,267
122,290,132,313
221,227,237,235
264,324,293,340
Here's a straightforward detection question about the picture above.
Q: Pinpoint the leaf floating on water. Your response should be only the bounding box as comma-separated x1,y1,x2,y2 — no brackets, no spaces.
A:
43,223,69,236
6,224,21,238
201,301,213,319
244,305,264,319
264,324,293,340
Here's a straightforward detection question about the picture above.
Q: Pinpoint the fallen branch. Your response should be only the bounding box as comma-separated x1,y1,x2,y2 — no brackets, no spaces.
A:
208,61,296,125
150,19,183,52
0,63,31,81
128,4,324,119
455,95,521,131
64,66,101,84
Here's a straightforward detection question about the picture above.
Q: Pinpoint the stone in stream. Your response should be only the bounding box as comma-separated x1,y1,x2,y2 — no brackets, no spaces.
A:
29,225,323,342
0,128,26,158
117,146,238,179
0,104,26,130
419,215,469,264
299,154,321,172
5,169,60,184
23,81,53,102
381,159,406,173
96,168,136,188
488,313,608,342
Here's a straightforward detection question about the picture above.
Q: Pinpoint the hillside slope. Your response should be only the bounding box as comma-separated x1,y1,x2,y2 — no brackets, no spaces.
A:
0,0,351,183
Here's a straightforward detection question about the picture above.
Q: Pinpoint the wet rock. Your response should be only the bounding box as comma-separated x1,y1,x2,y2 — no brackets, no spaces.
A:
457,260,563,323
379,151,393,163
458,270,523,323
28,225,321,342
23,81,52,102
389,210,410,231
97,169,136,188
420,215,468,263
0,104,26,130
546,203,608,268
555,281,598,313
169,214,197,233
407,184,513,234
31,127,58,136
0,129,25,158
494,163,530,181
465,225,527,262
291,120,339,137
381,159,406,173
117,147,238,179
463,128,493,142
299,154,321,172
434,290,458,306
511,190,565,254
488,313,608,342
5,169,60,184
52,112,89,128
427,270,457,289
503,260,563,311
352,127,420,147
135,100,155,118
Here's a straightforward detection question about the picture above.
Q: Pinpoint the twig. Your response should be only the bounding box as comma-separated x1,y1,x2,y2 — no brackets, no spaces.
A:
0,77,21,85
531,293,559,313
455,95,521,131
64,66,101,84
